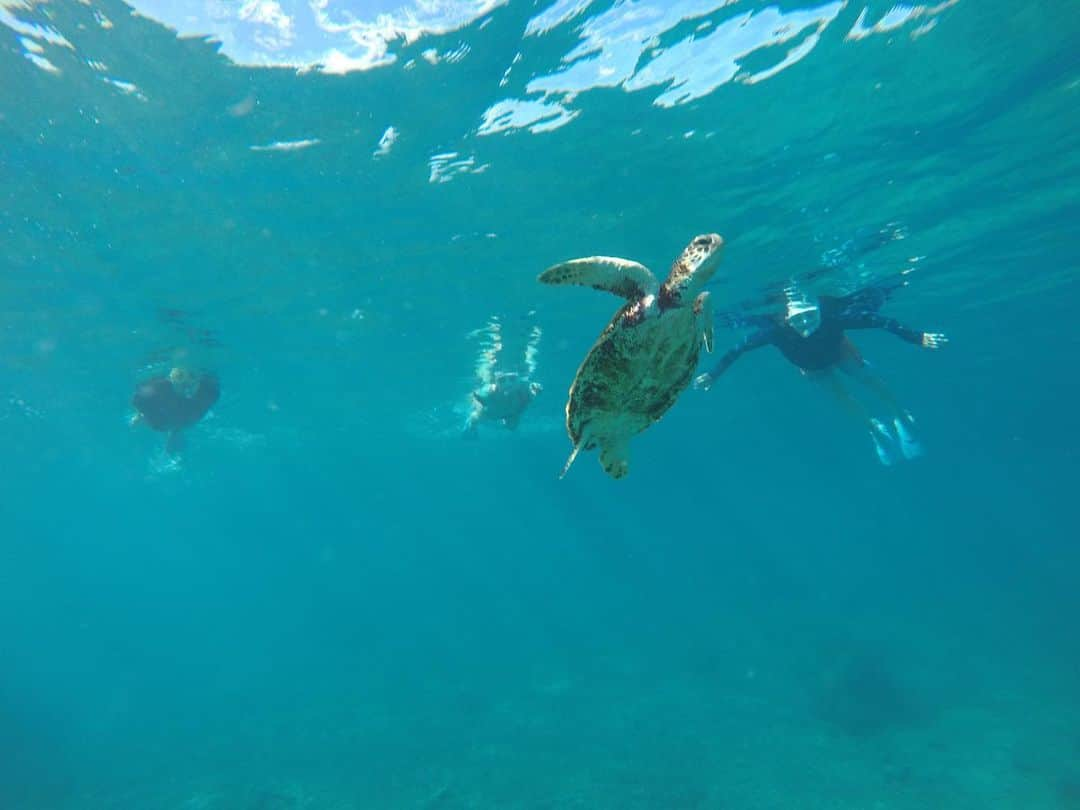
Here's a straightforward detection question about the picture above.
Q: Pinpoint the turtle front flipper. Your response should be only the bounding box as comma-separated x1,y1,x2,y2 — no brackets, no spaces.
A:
695,291,714,352
539,256,659,299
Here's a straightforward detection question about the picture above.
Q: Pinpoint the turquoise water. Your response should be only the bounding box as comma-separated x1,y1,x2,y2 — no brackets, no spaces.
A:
2,0,1079,807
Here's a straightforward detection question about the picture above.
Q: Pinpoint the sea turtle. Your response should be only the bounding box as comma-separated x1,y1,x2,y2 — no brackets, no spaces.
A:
539,233,723,479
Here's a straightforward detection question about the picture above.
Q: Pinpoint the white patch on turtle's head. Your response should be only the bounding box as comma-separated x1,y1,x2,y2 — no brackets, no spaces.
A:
662,233,723,303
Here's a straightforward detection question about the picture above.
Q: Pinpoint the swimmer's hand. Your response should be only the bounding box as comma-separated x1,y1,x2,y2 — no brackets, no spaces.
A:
921,332,948,349
693,372,715,391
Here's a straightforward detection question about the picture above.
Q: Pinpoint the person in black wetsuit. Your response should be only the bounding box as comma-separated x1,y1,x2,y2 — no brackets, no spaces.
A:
694,284,946,464
131,367,220,454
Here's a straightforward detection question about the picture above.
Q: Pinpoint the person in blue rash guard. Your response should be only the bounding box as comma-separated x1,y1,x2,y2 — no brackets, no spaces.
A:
694,285,947,465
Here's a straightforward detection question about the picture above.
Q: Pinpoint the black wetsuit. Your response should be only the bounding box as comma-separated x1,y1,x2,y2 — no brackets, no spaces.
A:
133,374,219,451
707,295,924,375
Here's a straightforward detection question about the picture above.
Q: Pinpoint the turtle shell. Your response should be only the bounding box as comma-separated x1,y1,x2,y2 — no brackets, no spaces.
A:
566,299,703,451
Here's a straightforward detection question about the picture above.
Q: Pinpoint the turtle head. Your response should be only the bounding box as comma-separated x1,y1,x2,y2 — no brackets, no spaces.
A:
660,233,723,306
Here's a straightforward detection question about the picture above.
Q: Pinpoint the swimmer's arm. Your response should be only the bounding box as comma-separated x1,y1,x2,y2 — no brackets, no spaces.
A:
694,330,772,390
842,312,941,346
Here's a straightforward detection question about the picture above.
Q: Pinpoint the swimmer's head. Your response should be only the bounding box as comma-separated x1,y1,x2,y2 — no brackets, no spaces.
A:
168,367,197,396
784,289,821,338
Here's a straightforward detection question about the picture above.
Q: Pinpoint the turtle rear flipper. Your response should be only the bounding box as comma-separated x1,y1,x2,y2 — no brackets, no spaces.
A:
539,257,659,299
599,436,630,480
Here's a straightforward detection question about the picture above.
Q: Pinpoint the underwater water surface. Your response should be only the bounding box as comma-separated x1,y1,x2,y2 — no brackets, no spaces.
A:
1,0,1079,807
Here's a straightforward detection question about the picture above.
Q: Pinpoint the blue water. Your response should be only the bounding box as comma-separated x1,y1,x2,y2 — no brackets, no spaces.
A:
2,0,1079,807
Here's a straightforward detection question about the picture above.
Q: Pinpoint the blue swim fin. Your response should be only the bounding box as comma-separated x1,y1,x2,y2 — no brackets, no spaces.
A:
870,419,896,467
893,417,924,460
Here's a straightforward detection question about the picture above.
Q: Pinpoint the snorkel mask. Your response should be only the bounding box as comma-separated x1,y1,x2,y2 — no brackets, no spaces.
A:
168,367,198,397
784,289,822,338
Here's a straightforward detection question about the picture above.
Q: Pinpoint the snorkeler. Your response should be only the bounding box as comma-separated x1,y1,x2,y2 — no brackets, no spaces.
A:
131,367,219,454
463,315,543,438
694,282,946,465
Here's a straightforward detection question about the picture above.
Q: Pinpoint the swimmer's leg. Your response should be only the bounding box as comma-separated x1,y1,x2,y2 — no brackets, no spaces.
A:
487,317,504,367
838,356,912,423
165,430,186,454
809,369,897,466
810,368,873,426
837,353,922,459
462,407,480,440
462,391,485,440
523,324,542,378
472,317,501,387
